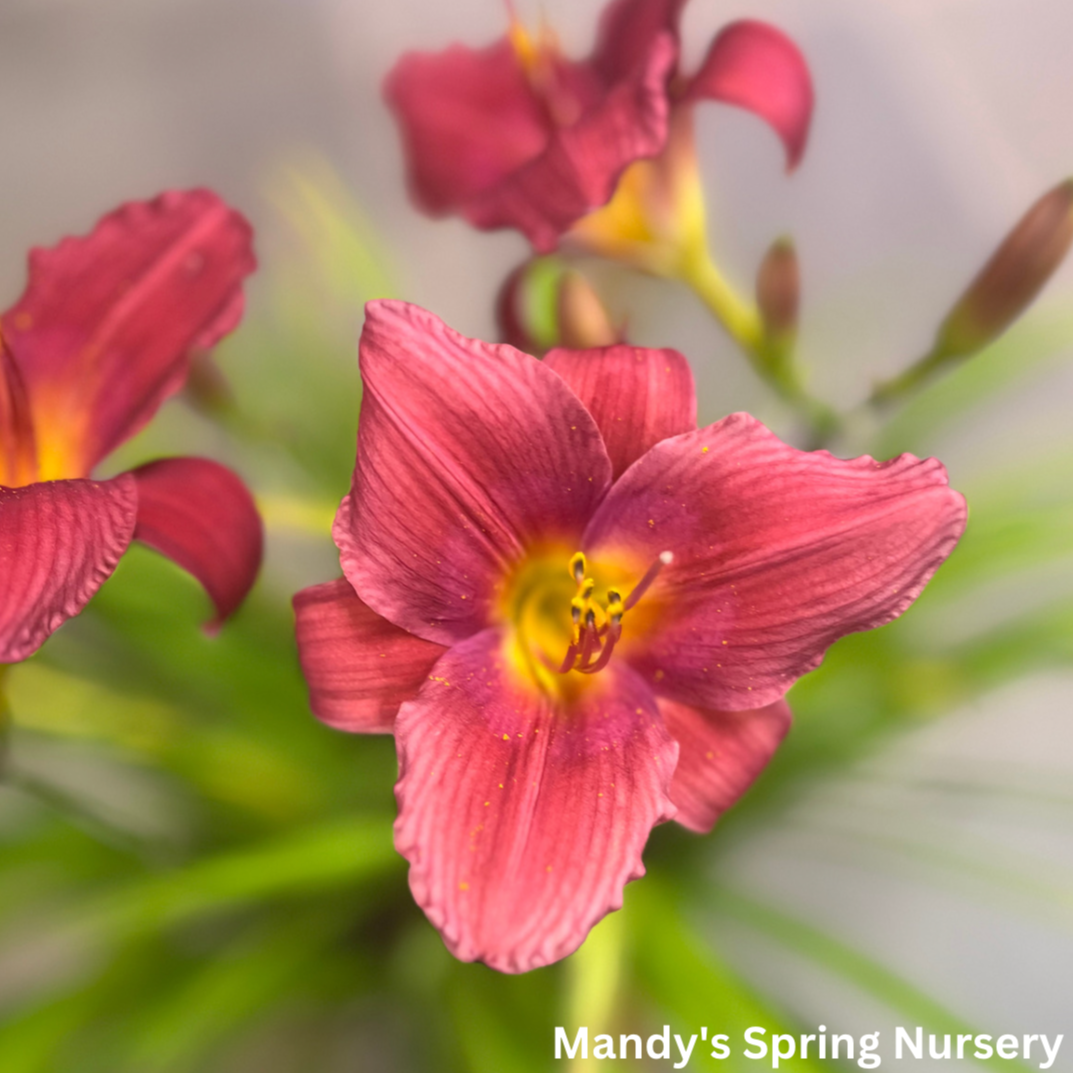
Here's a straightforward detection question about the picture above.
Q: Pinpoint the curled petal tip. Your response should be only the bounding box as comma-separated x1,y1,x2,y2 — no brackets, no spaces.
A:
686,19,814,171
131,456,263,627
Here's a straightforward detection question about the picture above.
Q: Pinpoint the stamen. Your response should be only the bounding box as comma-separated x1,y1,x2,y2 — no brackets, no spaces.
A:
577,613,598,669
580,617,620,674
569,552,587,583
556,642,579,674
550,549,673,678
623,550,673,612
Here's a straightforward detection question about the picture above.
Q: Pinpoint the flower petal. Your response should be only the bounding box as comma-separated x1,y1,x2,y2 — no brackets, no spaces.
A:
336,301,612,646
0,475,137,663
467,33,677,252
660,696,791,833
685,20,814,170
394,628,677,973
293,578,446,733
544,344,696,480
131,457,263,627
384,39,552,216
584,413,966,710
2,190,255,478
592,0,686,85
0,336,36,487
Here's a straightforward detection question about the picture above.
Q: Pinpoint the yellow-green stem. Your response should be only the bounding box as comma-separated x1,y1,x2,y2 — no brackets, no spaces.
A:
566,909,626,1072
683,252,842,447
682,251,764,357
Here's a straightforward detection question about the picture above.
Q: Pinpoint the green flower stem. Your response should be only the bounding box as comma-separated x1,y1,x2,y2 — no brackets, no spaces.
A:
682,252,842,447
682,250,765,356
867,342,952,411
566,908,626,1072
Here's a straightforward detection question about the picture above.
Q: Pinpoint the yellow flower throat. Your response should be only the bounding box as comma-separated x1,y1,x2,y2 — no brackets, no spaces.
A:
502,547,672,699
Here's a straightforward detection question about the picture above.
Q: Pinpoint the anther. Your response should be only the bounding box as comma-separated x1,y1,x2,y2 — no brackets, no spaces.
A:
622,551,674,612
569,552,587,583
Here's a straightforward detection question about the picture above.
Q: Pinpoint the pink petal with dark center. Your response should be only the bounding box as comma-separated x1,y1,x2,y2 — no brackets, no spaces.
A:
336,301,612,647
584,413,966,710
2,190,255,476
293,578,446,733
544,344,696,480
0,475,137,662
660,696,791,833
467,33,677,251
592,0,686,85
131,457,263,627
384,39,553,215
686,19,814,170
394,627,677,973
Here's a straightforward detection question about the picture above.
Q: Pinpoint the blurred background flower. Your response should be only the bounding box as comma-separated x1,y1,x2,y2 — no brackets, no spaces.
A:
1,0,1072,1069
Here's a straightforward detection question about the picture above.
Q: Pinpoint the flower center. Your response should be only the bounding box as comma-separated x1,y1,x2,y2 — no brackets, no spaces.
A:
501,546,672,697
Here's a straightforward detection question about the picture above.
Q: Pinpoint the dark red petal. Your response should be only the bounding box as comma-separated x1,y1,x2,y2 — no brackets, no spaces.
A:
584,413,966,710
293,578,446,734
336,301,612,647
544,344,696,480
0,336,36,487
592,0,686,85
2,190,255,476
467,33,676,252
131,457,262,627
686,20,814,170
0,476,137,663
384,39,552,216
660,696,791,833
394,628,677,973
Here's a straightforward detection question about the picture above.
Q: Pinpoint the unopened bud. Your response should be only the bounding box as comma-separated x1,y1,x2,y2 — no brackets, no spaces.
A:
756,236,799,340
183,349,235,417
557,270,617,349
496,258,618,354
495,257,564,355
937,179,1073,358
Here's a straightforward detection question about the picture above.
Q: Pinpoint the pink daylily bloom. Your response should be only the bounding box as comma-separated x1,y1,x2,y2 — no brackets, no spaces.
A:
0,190,262,663
384,0,812,252
294,301,965,972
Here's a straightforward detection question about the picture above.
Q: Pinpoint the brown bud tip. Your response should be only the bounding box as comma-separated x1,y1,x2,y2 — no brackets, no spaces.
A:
756,236,800,338
557,270,617,349
938,178,1073,358
183,349,235,417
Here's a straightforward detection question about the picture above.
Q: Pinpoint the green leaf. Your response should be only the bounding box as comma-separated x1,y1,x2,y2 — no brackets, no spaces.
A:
712,888,1035,1072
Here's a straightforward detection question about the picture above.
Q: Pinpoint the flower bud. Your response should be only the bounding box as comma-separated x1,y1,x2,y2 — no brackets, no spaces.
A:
183,349,235,417
556,270,617,349
496,258,617,354
495,257,563,354
936,179,1073,358
756,236,799,341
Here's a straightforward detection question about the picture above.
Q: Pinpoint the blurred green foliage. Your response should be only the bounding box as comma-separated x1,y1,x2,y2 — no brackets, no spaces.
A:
1,158,1071,1071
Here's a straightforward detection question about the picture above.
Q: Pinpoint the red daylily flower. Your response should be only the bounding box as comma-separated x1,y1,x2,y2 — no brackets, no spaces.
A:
0,190,262,663
294,301,965,973
385,0,813,253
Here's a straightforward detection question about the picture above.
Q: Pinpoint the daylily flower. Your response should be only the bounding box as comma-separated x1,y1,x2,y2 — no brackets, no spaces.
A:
294,301,965,973
0,190,262,664
385,0,813,256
